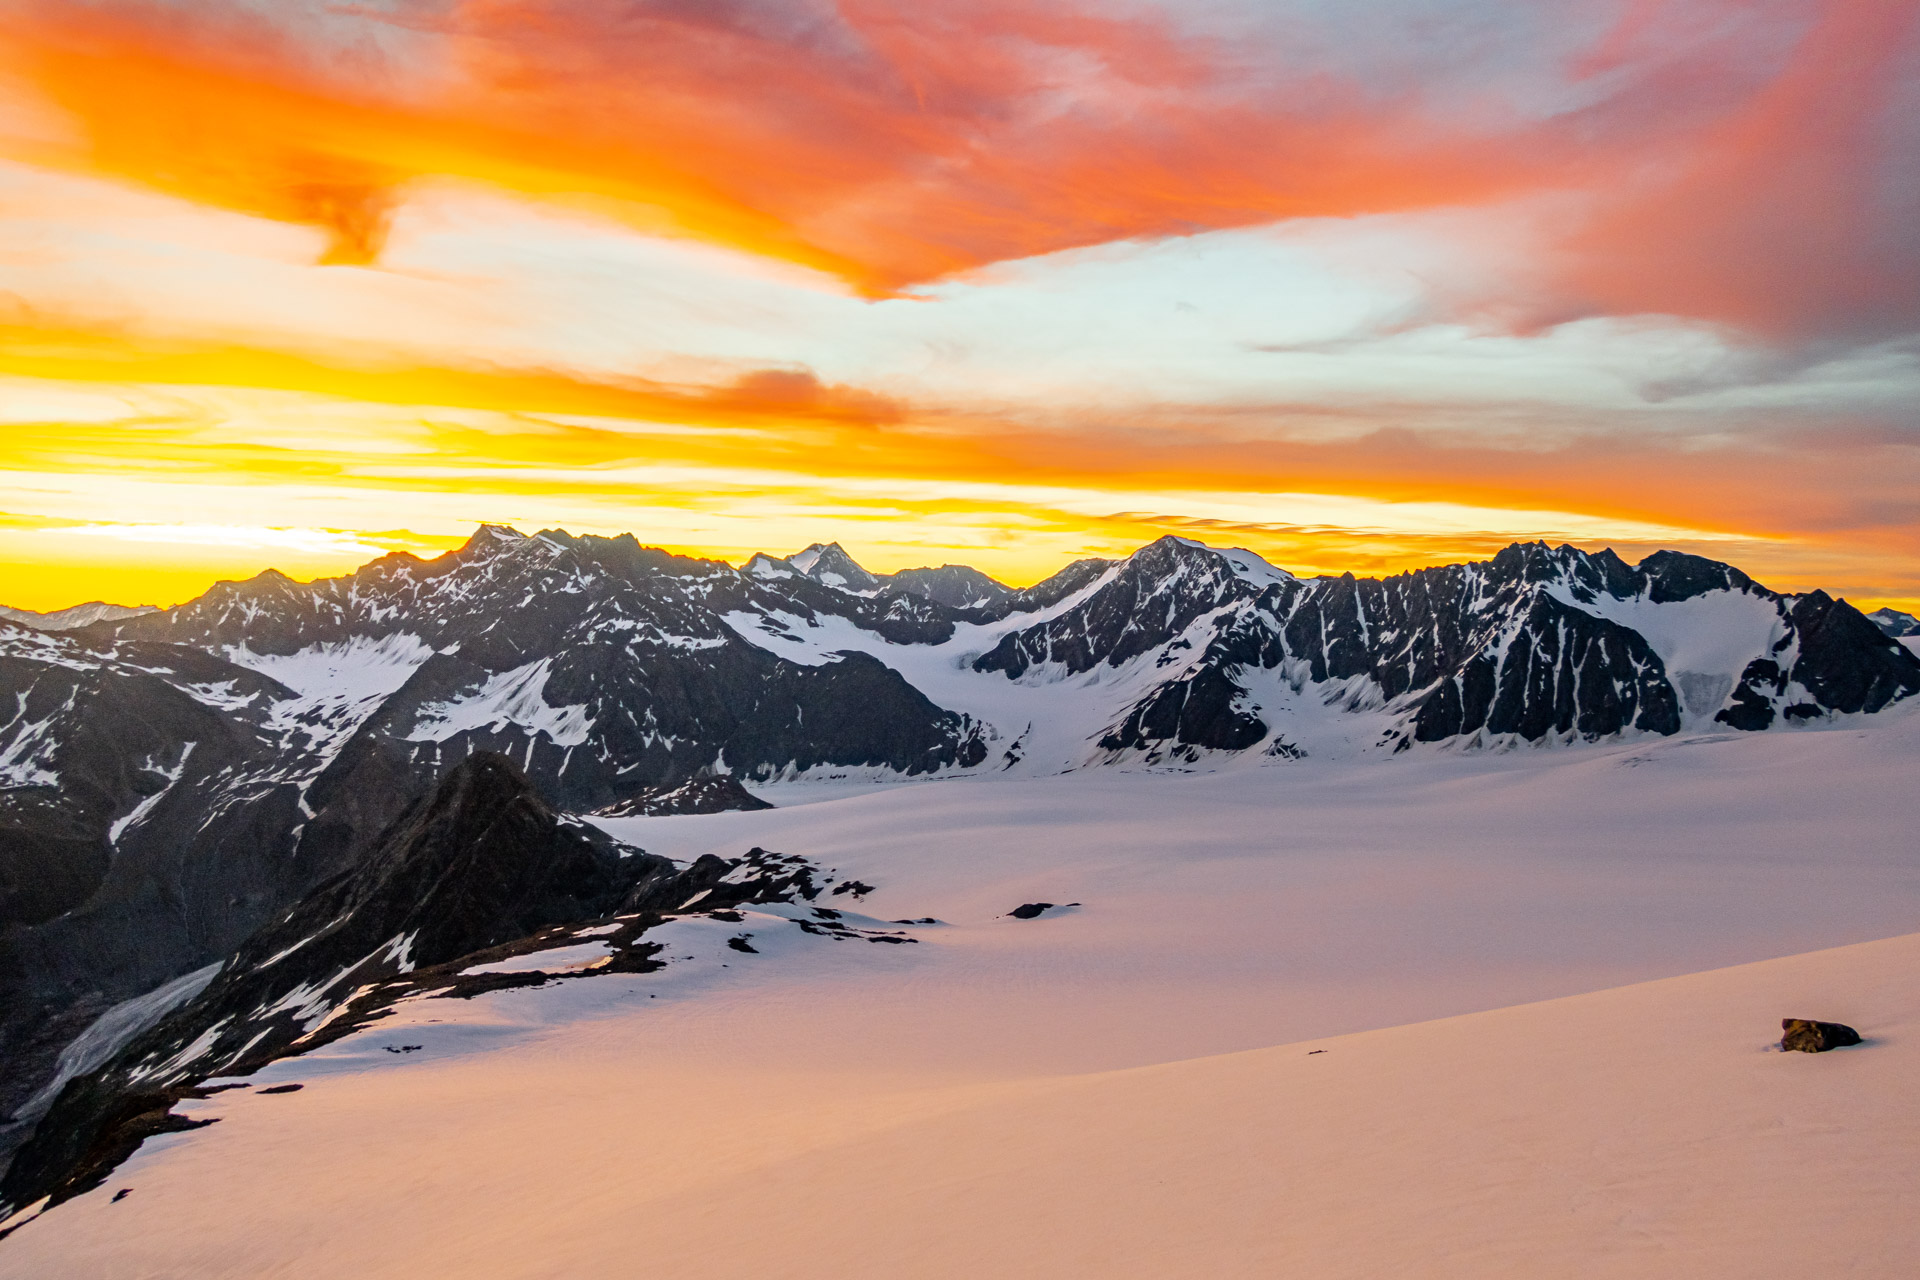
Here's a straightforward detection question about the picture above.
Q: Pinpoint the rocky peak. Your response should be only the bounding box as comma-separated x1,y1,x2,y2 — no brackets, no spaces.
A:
1867,607,1919,638
884,564,1014,609
742,552,798,580
974,536,1284,680
463,523,530,551
1635,549,1760,602
787,542,881,591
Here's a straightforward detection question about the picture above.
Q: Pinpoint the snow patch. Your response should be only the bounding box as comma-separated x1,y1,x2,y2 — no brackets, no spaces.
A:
109,742,196,844
15,961,222,1121
461,941,613,976
404,658,593,746
224,633,433,700
0,699,62,788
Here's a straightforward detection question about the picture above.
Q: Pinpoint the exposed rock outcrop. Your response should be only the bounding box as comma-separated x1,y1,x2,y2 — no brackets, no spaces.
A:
0,756,830,1219
1780,1018,1863,1052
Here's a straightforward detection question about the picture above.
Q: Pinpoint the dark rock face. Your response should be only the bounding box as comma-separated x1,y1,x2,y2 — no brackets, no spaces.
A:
967,536,1915,760
1409,591,1678,743
0,626,433,1155
0,755,823,1217
1099,665,1267,757
884,564,1015,610
256,752,644,976
976,538,1252,680
1635,549,1757,602
1715,592,1920,731
0,635,280,929
1781,593,1918,715
1780,1018,1863,1052
0,624,397,1126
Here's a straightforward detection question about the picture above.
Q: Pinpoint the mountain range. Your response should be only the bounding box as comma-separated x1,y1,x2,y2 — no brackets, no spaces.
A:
2,527,1916,1206
0,603,156,632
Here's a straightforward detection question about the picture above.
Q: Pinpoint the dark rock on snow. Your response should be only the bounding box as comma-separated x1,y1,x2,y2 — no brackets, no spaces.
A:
1780,1018,1863,1053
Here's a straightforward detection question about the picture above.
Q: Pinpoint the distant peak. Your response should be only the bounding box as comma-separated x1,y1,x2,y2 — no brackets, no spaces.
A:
0,601,157,631
1866,606,1919,638
786,542,837,574
459,523,529,556
743,552,796,580
786,542,879,590
1129,535,1293,586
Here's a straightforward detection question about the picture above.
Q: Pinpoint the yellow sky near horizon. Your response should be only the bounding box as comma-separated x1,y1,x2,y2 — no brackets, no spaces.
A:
2,367,1911,615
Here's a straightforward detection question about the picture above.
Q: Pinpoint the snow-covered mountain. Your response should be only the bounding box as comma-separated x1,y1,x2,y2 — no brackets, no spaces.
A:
0,602,155,631
1867,606,1917,636
4,527,1915,943
2,527,1915,1188
1868,604,1920,655
2,525,1917,1225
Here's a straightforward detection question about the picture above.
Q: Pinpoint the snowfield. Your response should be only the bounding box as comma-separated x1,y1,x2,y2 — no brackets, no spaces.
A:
2,709,1917,1276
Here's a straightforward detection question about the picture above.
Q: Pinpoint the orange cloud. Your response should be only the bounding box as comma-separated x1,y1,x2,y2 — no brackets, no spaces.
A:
0,0,1564,293
6,1,1913,342
0,320,904,429
1548,0,1920,342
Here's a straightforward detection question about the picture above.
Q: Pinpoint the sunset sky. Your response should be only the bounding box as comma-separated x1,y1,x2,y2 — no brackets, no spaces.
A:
1,0,1916,611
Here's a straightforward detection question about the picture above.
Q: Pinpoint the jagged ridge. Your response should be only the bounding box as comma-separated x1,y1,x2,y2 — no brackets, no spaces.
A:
0,753,836,1219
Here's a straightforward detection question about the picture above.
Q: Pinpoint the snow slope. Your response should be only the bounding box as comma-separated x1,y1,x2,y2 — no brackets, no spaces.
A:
5,937,1913,1277
2,709,1916,1275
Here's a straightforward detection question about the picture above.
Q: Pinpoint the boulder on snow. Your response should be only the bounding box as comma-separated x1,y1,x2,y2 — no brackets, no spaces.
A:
1780,1018,1862,1052
1007,902,1081,919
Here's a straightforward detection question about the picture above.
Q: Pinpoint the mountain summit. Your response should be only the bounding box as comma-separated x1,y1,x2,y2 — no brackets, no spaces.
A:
786,542,882,591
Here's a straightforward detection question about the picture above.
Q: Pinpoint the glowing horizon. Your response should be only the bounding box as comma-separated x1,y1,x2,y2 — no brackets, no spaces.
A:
2,1,1916,614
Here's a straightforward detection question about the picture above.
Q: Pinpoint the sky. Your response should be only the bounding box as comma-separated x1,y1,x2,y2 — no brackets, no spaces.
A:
0,0,1916,611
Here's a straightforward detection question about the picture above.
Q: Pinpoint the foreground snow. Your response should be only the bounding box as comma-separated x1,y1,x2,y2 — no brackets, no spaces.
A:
3,713,1916,1275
